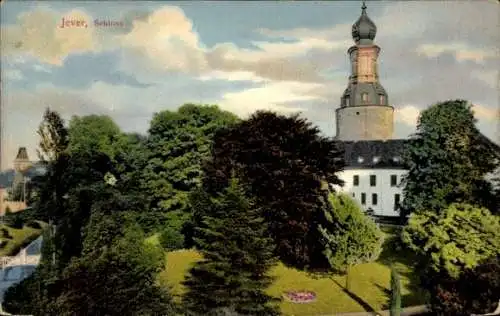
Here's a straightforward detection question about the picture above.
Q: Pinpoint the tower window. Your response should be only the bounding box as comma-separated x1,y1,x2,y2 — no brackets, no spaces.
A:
362,93,368,103
356,111,360,115
390,175,398,187
372,193,378,205
361,193,366,205
379,95,385,104
370,175,376,186
353,175,359,186
345,97,350,106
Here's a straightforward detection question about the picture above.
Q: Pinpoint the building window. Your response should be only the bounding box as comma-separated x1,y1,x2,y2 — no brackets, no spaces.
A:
370,175,376,186
394,194,401,210
362,93,368,103
353,175,359,186
379,95,385,104
361,193,366,205
352,192,355,198
390,175,397,187
372,193,378,205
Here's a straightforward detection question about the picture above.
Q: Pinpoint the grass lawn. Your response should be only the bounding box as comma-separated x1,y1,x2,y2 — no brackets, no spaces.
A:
0,222,46,256
158,227,428,315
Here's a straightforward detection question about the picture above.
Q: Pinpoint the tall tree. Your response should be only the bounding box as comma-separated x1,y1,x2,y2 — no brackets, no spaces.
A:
67,114,124,160
318,193,383,287
202,111,344,268
401,100,500,217
142,104,239,232
183,177,279,316
36,107,69,162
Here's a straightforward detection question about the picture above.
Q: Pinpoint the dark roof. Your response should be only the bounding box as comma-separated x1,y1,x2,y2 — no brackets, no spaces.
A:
15,147,29,161
340,139,406,169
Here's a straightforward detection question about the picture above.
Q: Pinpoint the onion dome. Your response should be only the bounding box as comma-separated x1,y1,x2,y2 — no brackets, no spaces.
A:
352,1,377,45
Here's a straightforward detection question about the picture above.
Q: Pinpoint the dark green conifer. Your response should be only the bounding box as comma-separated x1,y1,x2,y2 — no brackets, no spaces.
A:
183,177,279,316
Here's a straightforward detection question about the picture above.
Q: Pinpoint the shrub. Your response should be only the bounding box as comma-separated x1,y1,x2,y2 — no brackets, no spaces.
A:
26,221,42,229
159,226,185,251
1,227,13,239
426,256,500,316
0,240,8,249
6,214,25,229
318,193,384,273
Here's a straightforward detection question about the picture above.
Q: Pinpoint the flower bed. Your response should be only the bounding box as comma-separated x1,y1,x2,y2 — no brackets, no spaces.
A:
283,290,317,303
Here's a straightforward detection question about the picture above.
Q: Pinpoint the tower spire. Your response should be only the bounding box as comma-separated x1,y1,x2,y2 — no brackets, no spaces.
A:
362,1,367,13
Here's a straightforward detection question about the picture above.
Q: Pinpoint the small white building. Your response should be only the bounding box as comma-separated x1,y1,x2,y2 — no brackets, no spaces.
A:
332,140,406,217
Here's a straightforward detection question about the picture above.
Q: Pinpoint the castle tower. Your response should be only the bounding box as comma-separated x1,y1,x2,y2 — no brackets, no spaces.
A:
13,147,31,172
335,1,394,141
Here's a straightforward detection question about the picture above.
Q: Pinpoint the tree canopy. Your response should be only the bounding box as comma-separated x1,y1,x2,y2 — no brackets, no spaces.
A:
318,193,384,272
201,111,344,268
401,203,500,279
141,104,239,232
401,100,499,216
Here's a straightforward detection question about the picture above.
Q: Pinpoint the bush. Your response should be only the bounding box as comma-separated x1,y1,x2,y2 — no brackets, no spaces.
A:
425,256,500,316
0,240,8,249
159,226,185,251
1,227,13,239
26,221,42,229
318,193,384,273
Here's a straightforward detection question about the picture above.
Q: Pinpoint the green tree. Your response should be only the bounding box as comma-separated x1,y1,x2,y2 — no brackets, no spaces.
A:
401,100,500,217
390,266,401,316
402,203,500,279
183,177,279,316
202,111,344,269
48,214,174,316
142,104,239,232
318,193,383,288
67,115,124,159
36,107,69,162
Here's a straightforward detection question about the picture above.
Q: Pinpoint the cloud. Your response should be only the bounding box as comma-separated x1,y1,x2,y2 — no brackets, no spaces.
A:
416,43,497,64
1,9,98,65
472,104,499,122
4,69,24,80
395,105,420,127
212,81,323,117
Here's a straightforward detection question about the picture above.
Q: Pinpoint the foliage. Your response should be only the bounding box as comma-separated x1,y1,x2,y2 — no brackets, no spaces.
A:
159,225,185,251
0,225,43,256
423,255,500,316
183,177,279,316
67,114,124,160
50,216,174,315
141,103,239,232
402,203,500,278
202,111,344,268
390,266,401,316
318,193,384,273
36,107,69,162
401,100,500,217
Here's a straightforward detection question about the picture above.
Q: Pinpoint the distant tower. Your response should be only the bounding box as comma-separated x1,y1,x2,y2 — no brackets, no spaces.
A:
13,147,31,172
335,1,394,141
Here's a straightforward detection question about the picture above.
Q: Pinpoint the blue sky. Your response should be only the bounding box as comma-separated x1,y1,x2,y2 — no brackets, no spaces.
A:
1,1,499,169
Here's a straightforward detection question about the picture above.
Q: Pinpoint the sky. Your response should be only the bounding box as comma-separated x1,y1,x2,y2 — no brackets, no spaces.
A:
1,0,499,170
